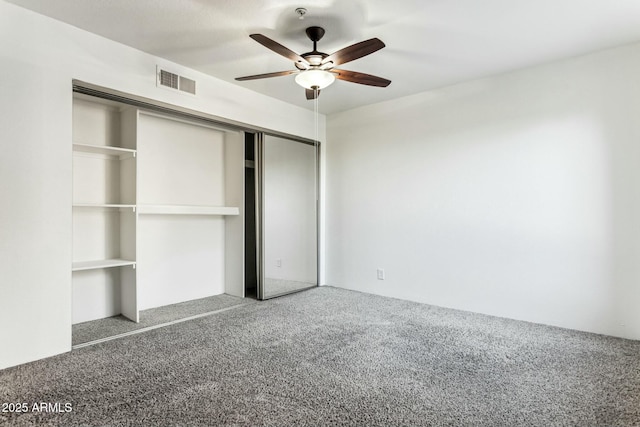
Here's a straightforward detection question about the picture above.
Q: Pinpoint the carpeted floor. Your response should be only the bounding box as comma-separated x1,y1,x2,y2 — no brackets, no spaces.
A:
1,286,639,426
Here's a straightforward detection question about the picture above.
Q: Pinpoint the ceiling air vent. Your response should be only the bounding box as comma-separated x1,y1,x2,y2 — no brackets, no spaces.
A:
157,67,196,95
179,76,196,95
159,69,179,89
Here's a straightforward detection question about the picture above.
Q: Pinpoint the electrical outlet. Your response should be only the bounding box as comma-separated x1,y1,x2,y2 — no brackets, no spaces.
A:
377,268,385,280
276,259,282,268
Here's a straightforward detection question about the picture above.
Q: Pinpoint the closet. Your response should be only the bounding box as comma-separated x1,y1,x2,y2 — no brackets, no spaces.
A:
71,87,320,331
71,94,244,325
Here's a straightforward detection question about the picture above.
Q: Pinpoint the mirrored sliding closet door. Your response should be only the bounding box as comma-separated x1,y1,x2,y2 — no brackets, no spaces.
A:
257,134,318,300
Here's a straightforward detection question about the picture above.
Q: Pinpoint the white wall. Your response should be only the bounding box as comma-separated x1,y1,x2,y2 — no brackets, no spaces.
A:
326,42,640,340
0,1,323,369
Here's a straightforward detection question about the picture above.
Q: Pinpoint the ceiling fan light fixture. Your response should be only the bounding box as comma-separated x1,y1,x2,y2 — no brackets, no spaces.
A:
237,27,390,99
295,69,335,89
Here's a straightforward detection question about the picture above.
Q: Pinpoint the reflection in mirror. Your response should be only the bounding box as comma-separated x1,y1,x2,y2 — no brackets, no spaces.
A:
260,135,318,299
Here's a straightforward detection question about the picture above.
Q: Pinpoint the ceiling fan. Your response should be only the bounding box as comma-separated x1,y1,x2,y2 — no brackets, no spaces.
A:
235,26,391,100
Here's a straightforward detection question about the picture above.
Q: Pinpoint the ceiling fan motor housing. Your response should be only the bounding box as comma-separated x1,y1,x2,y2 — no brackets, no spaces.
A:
306,26,325,42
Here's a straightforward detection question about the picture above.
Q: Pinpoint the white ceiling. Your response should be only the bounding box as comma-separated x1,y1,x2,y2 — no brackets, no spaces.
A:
6,0,640,114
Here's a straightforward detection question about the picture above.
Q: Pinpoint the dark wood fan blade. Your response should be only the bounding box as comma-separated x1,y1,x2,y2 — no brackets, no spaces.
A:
333,69,391,87
250,34,308,65
321,38,385,67
235,70,297,81
305,88,321,100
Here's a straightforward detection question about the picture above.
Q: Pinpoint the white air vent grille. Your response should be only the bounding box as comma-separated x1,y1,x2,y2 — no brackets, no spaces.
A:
157,67,196,95
179,76,196,94
159,70,179,89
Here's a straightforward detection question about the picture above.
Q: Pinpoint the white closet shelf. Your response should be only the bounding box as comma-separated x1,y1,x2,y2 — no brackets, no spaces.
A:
137,205,240,216
73,143,136,159
72,259,136,271
73,203,136,211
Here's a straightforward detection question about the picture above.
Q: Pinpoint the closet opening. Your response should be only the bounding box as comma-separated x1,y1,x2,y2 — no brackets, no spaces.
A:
70,81,319,347
244,132,258,299
71,88,245,347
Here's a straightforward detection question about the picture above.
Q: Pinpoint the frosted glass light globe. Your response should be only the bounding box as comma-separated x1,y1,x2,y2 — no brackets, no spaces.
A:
295,69,335,89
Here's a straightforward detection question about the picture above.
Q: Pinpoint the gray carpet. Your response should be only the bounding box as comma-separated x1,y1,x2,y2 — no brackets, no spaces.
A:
1,286,639,426
72,294,251,345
